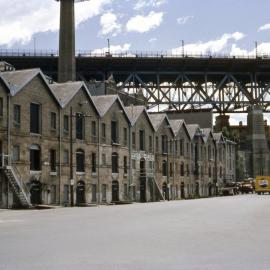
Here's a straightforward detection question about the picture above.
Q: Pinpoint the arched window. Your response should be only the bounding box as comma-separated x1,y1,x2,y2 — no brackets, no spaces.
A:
112,152,118,173
180,162,184,176
76,149,85,172
162,160,167,176
30,144,41,171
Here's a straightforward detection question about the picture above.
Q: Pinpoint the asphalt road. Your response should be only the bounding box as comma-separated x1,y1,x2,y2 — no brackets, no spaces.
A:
0,194,270,270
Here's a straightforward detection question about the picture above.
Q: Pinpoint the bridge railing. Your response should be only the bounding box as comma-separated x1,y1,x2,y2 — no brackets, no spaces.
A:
0,49,269,60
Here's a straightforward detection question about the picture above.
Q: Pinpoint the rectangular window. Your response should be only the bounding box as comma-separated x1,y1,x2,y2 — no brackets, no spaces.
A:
124,156,128,174
132,159,136,169
162,135,168,153
91,121,96,137
180,140,184,156
170,162,173,177
101,123,106,142
139,130,145,151
76,151,85,172
63,115,69,133
50,112,56,130
124,183,128,199
112,153,118,173
76,113,84,140
12,145,20,162
111,121,118,143
102,184,107,202
92,184,97,202
50,149,56,172
155,136,159,152
30,103,41,134
0,97,3,116
14,104,21,126
149,136,152,152
132,132,136,149
51,185,56,203
92,152,97,173
63,150,69,165
102,153,106,166
123,128,128,146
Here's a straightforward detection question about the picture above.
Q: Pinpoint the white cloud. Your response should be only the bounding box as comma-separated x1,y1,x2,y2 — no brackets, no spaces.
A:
99,12,122,36
134,0,167,10
171,32,246,55
258,23,270,31
177,16,194,25
126,11,164,33
91,43,131,54
149,38,157,43
0,0,111,46
230,42,270,56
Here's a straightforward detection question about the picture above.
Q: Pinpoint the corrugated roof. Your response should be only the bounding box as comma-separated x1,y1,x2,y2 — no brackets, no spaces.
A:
50,81,85,108
1,69,40,95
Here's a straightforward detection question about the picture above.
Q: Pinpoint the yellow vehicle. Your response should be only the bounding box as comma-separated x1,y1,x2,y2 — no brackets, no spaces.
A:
255,176,270,195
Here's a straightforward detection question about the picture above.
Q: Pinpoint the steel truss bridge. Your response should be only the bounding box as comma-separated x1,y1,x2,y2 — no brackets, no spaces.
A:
1,50,270,113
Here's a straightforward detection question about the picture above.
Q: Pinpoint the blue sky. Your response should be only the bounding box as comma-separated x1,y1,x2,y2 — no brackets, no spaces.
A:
1,0,270,56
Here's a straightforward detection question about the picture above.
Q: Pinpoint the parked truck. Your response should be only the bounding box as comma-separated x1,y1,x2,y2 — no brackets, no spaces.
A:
255,176,270,195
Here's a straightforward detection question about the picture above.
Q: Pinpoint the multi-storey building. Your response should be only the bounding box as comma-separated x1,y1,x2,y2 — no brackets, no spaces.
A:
0,67,237,208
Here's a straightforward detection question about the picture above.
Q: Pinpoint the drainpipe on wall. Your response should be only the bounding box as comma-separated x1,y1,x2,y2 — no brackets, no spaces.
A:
128,124,132,200
7,94,11,208
58,108,62,205
97,116,101,204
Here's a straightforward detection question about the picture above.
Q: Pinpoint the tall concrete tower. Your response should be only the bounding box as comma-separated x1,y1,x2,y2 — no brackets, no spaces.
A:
57,0,76,83
247,105,270,177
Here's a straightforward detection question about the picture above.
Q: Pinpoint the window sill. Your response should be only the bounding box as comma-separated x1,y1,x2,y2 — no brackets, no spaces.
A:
30,170,41,174
92,172,97,177
30,133,41,137
76,172,85,175
112,142,120,146
50,172,57,176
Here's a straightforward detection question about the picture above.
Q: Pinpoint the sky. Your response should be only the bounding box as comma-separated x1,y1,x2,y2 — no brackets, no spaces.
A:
0,0,270,124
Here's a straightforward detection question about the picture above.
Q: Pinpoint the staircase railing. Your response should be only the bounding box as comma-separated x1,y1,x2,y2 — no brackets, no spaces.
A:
12,164,30,196
153,178,165,201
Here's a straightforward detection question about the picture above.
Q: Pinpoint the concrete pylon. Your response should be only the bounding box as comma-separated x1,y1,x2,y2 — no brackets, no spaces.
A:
58,0,76,83
247,105,269,177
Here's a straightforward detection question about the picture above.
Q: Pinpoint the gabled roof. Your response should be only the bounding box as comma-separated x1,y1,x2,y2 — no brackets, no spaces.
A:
0,68,60,105
169,119,191,140
186,124,200,140
213,132,225,144
92,95,130,122
125,105,155,130
149,113,174,135
201,128,214,143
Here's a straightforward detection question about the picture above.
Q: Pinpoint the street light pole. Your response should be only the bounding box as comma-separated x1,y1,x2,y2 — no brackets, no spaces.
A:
70,106,74,206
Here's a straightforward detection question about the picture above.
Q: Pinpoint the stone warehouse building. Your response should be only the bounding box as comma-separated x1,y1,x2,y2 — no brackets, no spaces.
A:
0,67,236,208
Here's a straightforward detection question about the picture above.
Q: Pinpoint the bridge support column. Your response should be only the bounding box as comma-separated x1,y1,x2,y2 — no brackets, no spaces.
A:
58,0,76,83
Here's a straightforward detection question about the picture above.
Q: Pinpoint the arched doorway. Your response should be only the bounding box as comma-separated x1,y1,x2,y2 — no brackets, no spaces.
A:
140,158,146,202
30,180,42,205
30,144,41,171
76,180,85,205
162,182,169,200
180,182,185,199
112,180,119,201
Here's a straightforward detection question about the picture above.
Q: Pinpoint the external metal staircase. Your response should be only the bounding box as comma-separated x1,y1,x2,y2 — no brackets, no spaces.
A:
2,155,32,208
153,178,165,201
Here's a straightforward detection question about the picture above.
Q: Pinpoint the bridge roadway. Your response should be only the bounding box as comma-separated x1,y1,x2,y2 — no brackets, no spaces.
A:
1,53,270,112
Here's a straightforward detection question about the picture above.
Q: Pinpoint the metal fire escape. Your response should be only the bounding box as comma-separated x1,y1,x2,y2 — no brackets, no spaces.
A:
2,155,32,208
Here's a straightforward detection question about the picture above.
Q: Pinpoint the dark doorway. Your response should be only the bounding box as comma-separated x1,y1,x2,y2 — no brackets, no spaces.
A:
196,182,200,197
112,180,119,201
30,180,42,205
76,181,85,205
162,182,169,200
30,145,41,171
181,182,185,199
208,183,212,196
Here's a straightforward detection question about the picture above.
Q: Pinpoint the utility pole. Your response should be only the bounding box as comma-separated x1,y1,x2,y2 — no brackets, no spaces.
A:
255,41,258,58
181,40,185,57
107,38,110,55
69,107,74,206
